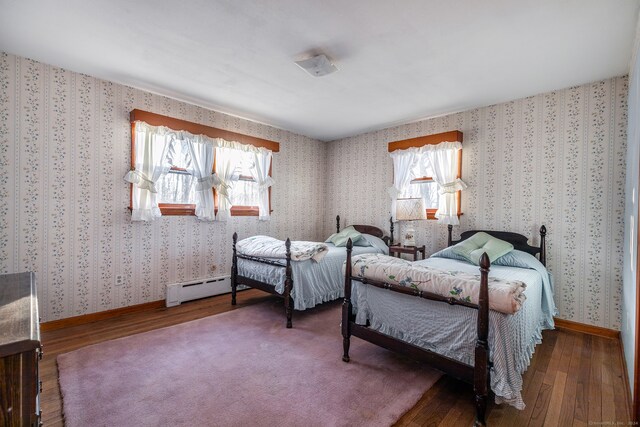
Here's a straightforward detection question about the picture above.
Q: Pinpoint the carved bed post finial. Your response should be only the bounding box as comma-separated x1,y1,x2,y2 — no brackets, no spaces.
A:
389,216,394,246
447,224,453,247
336,215,340,233
284,238,293,328
231,232,238,306
539,225,547,267
474,252,490,427
342,238,354,362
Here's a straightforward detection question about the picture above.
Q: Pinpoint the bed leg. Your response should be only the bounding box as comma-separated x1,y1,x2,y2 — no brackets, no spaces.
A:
342,238,353,362
285,296,293,329
231,232,238,306
474,252,490,427
342,299,352,363
284,238,293,328
231,283,237,306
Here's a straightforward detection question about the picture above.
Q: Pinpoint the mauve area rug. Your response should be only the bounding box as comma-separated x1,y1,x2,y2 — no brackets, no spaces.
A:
58,300,441,427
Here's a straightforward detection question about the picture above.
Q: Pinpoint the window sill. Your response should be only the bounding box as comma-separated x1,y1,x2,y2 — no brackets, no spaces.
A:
159,204,197,216
230,206,259,216
426,209,463,220
129,204,268,217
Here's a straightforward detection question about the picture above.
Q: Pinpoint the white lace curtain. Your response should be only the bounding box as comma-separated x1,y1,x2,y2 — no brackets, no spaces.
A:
425,141,467,225
388,148,419,222
214,146,240,222
124,121,274,222
388,140,466,225
124,122,173,221
250,149,274,221
187,137,218,221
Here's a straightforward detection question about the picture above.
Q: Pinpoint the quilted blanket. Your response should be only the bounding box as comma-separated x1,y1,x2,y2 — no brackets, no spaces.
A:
236,235,329,263
349,253,526,314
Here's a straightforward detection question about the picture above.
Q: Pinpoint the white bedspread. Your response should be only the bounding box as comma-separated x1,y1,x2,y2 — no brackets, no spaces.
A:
238,235,388,310
237,235,329,262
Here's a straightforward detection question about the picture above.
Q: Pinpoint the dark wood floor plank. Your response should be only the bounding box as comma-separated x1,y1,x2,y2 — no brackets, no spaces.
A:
544,371,567,427
38,291,631,427
588,336,604,422
408,377,462,426
543,330,566,386
574,334,592,423
394,375,450,425
492,399,522,427
557,332,575,374
533,330,558,377
601,337,618,423
611,338,631,421
528,381,553,427
516,370,546,425
558,333,582,426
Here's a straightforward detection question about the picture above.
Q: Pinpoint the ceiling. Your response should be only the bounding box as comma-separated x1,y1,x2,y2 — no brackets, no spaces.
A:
1,0,638,141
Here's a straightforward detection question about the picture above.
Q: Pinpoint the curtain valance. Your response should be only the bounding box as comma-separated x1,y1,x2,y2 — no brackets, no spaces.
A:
134,121,272,155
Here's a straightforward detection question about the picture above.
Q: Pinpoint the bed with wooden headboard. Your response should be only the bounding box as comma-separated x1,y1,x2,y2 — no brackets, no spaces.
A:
342,225,554,426
231,216,390,328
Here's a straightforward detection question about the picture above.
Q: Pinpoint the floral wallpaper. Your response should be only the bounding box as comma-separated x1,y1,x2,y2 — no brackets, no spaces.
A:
0,52,327,321
325,76,628,330
1,50,629,330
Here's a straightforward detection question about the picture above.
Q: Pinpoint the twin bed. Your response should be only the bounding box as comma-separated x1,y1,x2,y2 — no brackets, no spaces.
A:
342,224,555,426
232,221,556,427
231,216,391,327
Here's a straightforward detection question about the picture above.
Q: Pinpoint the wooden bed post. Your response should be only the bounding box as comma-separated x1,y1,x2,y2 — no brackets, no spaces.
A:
447,224,453,247
284,238,293,328
540,225,547,266
474,252,490,427
336,215,340,233
231,232,238,306
342,238,353,362
389,216,394,245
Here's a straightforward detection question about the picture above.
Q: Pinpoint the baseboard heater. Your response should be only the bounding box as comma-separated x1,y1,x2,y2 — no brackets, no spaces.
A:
165,275,246,307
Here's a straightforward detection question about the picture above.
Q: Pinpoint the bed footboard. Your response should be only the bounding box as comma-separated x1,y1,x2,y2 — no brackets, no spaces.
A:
341,238,491,427
232,233,294,328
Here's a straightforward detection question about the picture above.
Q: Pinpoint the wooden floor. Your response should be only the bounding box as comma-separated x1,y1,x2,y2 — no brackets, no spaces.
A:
40,290,631,426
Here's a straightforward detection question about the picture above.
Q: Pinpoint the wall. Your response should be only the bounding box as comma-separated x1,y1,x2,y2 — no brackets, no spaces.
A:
0,48,630,331
622,19,640,400
0,52,327,322
326,76,628,330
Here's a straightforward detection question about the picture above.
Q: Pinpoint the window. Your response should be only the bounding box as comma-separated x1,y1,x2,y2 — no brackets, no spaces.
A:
388,131,464,224
225,149,261,215
401,151,461,220
400,159,440,211
156,138,197,214
126,110,279,221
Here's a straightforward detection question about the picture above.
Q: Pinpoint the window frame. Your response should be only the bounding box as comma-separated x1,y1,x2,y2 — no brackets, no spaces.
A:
388,130,463,220
129,110,279,217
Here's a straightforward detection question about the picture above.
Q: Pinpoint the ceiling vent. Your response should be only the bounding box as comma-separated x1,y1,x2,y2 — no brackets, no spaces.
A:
295,54,338,77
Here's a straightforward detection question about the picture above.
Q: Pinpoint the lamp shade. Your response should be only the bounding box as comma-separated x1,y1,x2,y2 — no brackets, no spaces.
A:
396,198,426,221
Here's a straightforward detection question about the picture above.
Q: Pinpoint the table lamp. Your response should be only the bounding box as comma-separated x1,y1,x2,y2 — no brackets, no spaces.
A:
395,198,426,247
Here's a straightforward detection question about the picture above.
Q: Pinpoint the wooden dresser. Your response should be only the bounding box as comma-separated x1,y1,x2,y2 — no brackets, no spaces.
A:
0,272,41,426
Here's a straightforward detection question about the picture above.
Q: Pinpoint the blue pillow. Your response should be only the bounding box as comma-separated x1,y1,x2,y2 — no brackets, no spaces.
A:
450,232,514,265
359,234,390,252
325,226,364,247
431,246,474,264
